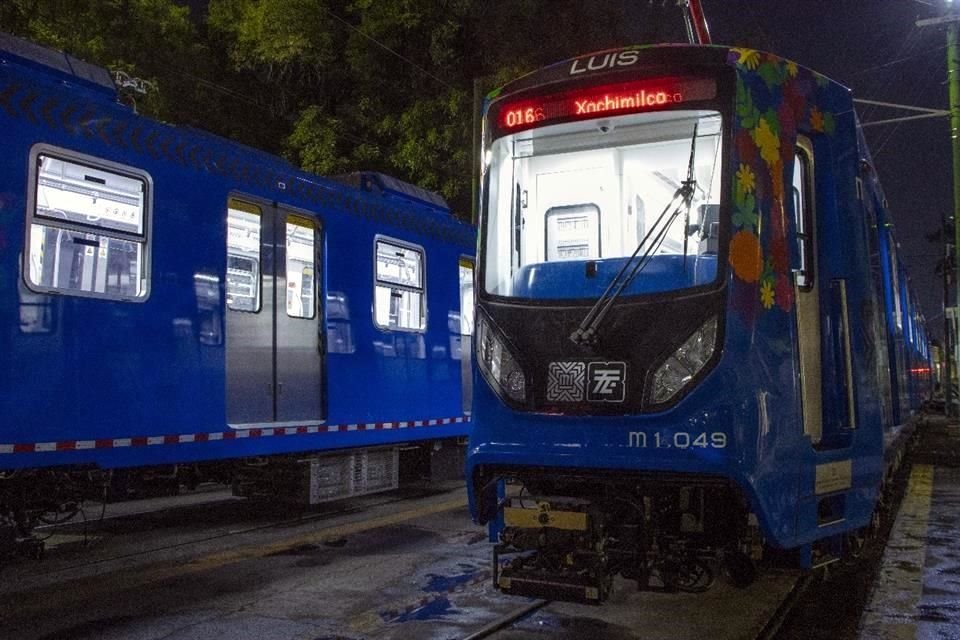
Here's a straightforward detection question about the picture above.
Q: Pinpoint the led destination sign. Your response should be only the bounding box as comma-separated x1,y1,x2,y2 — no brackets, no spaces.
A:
496,77,717,133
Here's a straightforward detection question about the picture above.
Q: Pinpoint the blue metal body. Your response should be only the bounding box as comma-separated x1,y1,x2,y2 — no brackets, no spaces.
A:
467,45,932,558
0,35,475,471
512,255,717,298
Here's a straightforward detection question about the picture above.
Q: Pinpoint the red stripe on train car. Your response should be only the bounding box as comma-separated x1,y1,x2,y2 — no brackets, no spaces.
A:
0,416,470,454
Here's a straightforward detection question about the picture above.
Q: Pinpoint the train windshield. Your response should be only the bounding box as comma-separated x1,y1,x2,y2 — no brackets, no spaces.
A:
482,109,724,300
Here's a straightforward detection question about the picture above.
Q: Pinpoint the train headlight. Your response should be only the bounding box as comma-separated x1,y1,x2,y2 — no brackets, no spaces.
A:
476,313,526,403
651,316,718,404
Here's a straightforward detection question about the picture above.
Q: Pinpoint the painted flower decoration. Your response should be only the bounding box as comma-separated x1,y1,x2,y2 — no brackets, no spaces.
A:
732,48,761,70
729,230,763,283
728,48,839,317
775,274,794,312
753,118,781,168
810,106,824,132
736,164,756,195
760,280,775,309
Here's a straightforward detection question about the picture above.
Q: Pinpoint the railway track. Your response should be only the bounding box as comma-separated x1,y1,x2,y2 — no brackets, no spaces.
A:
461,599,551,640
4,484,463,589
457,572,810,640
1,481,870,640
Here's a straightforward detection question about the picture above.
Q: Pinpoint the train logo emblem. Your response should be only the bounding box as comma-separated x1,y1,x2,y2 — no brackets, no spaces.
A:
587,362,626,403
547,362,626,402
546,362,586,402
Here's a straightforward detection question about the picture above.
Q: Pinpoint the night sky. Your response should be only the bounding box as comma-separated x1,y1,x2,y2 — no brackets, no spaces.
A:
703,1,952,340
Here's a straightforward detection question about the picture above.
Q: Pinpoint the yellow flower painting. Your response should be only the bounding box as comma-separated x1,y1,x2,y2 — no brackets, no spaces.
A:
736,164,756,195
760,281,775,309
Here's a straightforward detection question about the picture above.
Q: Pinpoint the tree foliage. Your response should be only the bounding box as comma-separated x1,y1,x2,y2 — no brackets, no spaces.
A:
4,0,681,218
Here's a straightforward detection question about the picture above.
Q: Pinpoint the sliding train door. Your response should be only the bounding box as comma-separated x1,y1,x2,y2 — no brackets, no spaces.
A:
225,197,325,426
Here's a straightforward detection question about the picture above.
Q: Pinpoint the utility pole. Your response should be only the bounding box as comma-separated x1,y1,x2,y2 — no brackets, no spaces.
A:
944,210,954,412
917,11,960,414
949,20,960,411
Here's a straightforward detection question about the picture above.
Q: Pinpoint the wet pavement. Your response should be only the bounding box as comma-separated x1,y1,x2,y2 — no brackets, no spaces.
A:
0,485,798,640
859,417,960,640
12,414,960,640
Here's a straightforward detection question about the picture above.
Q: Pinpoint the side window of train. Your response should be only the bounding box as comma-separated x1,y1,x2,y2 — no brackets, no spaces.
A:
226,199,262,313
792,140,814,289
285,215,316,319
25,148,151,300
459,258,475,337
890,243,903,331
374,237,426,332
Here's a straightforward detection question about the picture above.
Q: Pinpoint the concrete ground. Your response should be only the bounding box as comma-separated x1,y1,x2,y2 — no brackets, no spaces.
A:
859,417,960,640
0,484,798,640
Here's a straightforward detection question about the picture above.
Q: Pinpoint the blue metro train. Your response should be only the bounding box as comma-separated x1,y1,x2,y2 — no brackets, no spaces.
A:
0,33,475,532
467,43,933,602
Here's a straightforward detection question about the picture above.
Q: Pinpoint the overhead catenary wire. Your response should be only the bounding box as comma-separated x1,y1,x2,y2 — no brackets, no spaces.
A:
317,6,457,91
158,67,384,152
852,44,948,75
860,25,927,122
873,66,937,156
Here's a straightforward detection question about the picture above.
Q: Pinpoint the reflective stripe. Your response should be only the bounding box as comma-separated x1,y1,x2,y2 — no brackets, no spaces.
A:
0,416,469,454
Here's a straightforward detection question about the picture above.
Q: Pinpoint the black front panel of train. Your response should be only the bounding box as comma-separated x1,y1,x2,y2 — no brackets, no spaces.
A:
481,286,725,415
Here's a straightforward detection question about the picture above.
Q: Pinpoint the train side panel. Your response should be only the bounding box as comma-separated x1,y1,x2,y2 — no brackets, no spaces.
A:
0,40,475,471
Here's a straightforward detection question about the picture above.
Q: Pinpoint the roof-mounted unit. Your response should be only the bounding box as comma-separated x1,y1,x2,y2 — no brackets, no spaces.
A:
334,172,449,214
0,31,115,97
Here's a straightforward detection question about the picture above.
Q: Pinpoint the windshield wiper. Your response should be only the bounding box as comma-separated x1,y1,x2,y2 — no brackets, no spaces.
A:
570,122,700,347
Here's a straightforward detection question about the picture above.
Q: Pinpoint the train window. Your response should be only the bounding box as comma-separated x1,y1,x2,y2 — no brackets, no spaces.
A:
374,237,426,332
26,150,150,300
891,252,904,331
483,110,723,299
226,200,262,313
459,258,475,336
285,216,316,319
545,204,600,261
792,142,814,290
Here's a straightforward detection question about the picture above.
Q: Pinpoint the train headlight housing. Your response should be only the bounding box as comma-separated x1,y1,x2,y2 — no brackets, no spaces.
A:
476,313,526,403
651,316,718,405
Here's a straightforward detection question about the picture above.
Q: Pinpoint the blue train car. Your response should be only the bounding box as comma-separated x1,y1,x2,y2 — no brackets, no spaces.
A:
466,44,932,602
0,34,475,523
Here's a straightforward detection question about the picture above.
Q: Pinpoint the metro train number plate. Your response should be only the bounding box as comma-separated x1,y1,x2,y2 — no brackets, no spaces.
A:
628,431,728,449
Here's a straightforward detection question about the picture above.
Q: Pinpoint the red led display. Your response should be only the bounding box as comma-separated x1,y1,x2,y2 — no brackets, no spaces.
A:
495,77,717,133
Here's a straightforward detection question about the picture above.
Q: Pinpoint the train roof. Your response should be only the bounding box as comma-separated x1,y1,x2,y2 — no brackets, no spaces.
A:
487,44,845,102
0,32,468,229
334,172,449,214
0,31,116,99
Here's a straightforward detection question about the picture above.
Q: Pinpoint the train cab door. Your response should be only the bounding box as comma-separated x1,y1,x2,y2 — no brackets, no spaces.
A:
225,197,325,427
792,140,823,445
529,165,613,269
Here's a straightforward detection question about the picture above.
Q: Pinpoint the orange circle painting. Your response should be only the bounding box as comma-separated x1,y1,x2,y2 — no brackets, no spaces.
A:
729,230,763,283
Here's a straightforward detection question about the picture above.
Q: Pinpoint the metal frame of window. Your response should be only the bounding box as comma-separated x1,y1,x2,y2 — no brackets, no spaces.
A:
372,234,428,333
24,144,152,302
